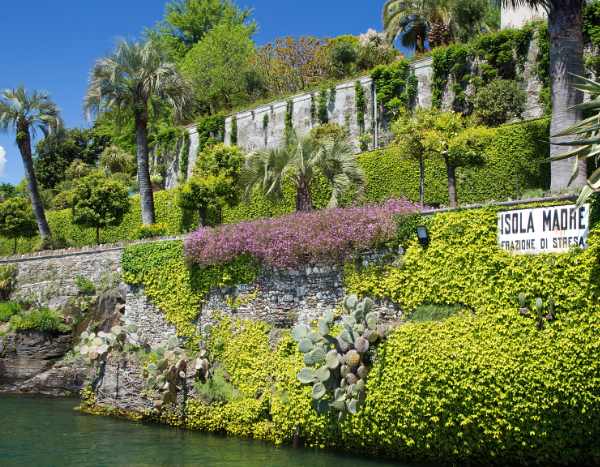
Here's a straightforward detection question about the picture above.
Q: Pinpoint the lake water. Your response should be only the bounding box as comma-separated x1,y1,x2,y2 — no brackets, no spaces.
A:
0,395,414,467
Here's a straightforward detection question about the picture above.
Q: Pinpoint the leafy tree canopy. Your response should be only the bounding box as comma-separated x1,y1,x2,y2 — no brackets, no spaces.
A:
34,128,109,189
180,23,261,113
71,173,130,243
148,0,255,61
0,197,37,252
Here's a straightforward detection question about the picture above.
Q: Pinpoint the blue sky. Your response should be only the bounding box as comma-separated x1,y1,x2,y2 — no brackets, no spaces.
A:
0,0,386,185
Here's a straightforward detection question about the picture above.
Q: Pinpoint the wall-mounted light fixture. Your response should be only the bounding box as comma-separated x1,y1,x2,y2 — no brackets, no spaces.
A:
416,225,429,248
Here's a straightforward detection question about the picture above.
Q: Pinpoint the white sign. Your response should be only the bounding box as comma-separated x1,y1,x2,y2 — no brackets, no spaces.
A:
497,204,590,254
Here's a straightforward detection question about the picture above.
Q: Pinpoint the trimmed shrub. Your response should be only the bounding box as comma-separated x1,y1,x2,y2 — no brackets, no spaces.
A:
471,79,527,126
185,199,422,269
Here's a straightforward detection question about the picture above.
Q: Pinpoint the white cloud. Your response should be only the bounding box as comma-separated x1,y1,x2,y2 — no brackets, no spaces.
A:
0,146,5,177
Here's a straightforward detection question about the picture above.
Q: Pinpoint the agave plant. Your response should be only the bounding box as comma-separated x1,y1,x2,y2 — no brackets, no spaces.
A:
551,75,600,206
143,336,212,409
292,294,391,418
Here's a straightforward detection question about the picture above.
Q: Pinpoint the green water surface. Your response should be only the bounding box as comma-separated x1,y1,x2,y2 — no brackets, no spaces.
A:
0,395,414,467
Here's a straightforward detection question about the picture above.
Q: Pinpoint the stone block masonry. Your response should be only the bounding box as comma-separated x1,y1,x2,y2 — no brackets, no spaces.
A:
2,241,401,346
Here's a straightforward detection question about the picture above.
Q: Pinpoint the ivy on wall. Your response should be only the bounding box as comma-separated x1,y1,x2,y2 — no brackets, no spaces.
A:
430,22,549,113
371,59,417,120
355,81,366,134
121,240,259,340
196,113,227,152
345,206,600,314
317,89,329,124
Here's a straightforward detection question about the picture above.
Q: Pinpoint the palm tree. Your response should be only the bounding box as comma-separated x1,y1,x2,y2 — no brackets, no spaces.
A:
502,0,586,192
242,136,365,212
0,87,61,241
383,0,453,52
84,40,192,225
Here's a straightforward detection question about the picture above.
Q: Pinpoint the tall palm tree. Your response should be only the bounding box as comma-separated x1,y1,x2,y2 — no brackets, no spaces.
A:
0,87,61,241
242,136,364,212
84,40,192,225
502,0,586,191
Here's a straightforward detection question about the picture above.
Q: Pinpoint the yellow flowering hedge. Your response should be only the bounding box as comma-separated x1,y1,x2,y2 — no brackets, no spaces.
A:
345,207,600,314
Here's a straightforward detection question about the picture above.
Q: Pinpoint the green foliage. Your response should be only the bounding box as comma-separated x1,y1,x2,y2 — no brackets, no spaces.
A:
0,197,37,253
361,118,550,206
345,207,600,315
0,265,17,301
408,303,465,322
285,100,294,142
471,79,526,126
9,307,70,334
135,223,169,239
148,0,254,62
34,128,109,189
121,240,258,339
72,174,131,244
229,116,238,146
395,213,425,249
196,113,226,153
75,276,96,296
371,60,417,119
180,23,258,113
431,23,540,112
317,89,329,124
179,144,243,225
354,81,366,134
195,366,239,404
0,301,21,322
325,35,359,78
584,0,600,46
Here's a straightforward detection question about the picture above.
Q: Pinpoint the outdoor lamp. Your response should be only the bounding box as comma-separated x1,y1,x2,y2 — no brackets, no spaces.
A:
416,225,429,247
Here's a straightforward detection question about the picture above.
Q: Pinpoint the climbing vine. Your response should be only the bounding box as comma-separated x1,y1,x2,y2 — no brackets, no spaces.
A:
371,59,417,120
430,23,547,113
318,89,329,124
355,81,366,134
285,100,294,143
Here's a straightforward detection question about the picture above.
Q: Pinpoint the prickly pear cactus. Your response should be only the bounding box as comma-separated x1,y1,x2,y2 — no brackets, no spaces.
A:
292,294,392,418
74,321,139,363
143,336,212,410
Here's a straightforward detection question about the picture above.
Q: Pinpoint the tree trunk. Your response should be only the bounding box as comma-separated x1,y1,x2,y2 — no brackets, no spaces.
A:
549,0,586,192
445,156,458,208
296,177,313,212
419,155,425,205
135,107,156,225
16,121,52,241
199,207,208,227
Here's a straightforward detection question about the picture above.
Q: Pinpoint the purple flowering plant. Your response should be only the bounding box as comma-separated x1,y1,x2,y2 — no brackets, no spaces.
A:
185,198,422,269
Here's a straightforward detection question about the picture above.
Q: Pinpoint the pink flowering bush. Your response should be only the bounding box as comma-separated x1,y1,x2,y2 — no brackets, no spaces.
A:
185,198,422,269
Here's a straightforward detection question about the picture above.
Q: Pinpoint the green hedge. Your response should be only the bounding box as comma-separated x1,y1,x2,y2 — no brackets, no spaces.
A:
0,119,550,255
359,118,550,206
